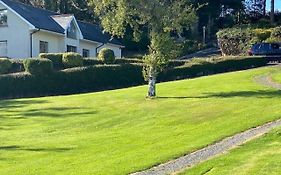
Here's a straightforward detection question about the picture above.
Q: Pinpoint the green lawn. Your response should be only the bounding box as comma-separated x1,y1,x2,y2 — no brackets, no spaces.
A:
1,66,281,175
180,127,281,175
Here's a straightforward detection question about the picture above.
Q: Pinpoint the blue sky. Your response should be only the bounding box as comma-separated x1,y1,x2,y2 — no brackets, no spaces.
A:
266,0,281,11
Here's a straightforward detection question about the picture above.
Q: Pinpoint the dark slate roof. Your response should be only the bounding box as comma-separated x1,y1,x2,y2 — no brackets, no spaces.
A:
77,21,124,46
1,0,123,46
1,0,65,34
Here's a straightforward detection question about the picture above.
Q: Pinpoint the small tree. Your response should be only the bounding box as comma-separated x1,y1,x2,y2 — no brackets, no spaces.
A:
89,0,197,97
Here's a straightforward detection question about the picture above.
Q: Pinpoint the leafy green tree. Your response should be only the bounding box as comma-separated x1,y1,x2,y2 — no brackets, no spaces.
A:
89,0,197,97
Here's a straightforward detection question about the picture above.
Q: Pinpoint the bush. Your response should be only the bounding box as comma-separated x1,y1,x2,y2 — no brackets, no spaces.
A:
83,58,103,66
62,52,83,68
10,59,24,73
0,56,267,99
0,58,12,74
159,56,267,81
98,48,115,64
39,53,63,69
0,64,144,99
23,59,53,75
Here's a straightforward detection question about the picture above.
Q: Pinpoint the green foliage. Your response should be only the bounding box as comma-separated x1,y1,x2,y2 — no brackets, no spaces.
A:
10,59,24,73
0,66,280,175
23,59,53,75
0,56,267,99
143,33,180,81
0,64,143,98
98,48,116,64
83,58,103,66
39,53,63,69
62,52,83,68
217,27,256,55
158,56,267,81
0,58,12,74
90,0,197,93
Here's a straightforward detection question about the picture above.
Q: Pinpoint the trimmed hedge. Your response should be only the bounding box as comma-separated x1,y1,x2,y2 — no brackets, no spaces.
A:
23,59,53,75
10,59,24,73
159,56,267,81
98,48,115,64
0,58,12,74
0,64,143,99
83,58,103,66
39,53,63,69
62,52,83,68
0,56,268,99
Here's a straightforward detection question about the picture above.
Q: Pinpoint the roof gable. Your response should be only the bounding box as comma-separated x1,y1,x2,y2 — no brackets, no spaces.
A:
1,0,64,34
0,0,123,46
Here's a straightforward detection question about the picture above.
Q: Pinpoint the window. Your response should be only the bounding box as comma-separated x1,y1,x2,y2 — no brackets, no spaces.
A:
67,21,77,39
0,40,7,57
82,49,90,57
67,45,77,52
39,41,48,53
0,9,7,26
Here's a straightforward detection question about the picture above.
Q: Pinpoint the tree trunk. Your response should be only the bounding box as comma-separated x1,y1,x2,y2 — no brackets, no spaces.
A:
147,67,156,98
271,0,275,24
262,0,266,16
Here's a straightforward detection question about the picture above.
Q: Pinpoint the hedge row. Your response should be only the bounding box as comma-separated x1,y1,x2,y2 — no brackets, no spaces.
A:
0,64,143,99
0,56,267,99
159,56,267,81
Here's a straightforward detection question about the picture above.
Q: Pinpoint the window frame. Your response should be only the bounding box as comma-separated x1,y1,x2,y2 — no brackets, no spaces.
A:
82,49,90,57
67,45,77,53
39,41,49,53
67,21,77,39
0,9,8,27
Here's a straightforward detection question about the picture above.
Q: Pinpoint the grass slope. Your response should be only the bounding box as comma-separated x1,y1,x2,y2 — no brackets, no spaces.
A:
181,127,281,175
0,66,281,175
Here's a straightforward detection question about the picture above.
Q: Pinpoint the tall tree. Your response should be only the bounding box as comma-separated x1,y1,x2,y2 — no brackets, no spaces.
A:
271,0,275,24
89,0,197,97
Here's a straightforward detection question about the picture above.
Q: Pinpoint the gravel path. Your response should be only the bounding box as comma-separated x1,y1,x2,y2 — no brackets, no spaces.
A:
255,75,281,90
131,75,281,175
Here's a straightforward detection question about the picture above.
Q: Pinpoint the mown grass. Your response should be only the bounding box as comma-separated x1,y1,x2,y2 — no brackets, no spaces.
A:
0,66,281,175
180,127,281,175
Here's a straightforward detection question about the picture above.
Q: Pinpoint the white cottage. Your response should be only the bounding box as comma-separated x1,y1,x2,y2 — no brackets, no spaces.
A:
0,0,124,59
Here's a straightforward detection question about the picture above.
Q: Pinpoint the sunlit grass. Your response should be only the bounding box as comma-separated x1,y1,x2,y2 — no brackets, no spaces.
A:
0,66,280,174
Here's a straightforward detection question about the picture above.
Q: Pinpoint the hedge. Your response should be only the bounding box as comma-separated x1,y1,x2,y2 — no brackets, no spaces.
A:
39,53,63,69
0,58,12,74
0,56,267,99
62,52,83,68
98,48,116,64
158,56,267,81
0,64,143,99
23,59,53,75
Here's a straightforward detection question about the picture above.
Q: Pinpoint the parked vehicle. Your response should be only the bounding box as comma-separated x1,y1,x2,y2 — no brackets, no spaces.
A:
248,43,281,56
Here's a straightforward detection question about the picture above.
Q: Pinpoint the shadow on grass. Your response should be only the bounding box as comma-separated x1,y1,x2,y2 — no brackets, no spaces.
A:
158,90,281,99
0,99,48,110
9,107,98,119
0,145,73,152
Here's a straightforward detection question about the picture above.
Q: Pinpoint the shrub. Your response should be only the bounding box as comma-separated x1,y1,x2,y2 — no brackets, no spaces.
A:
0,58,12,74
39,53,63,69
159,56,267,81
0,64,144,99
0,56,267,99
23,59,53,75
98,48,115,64
62,52,83,68
83,58,103,66
10,59,24,73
